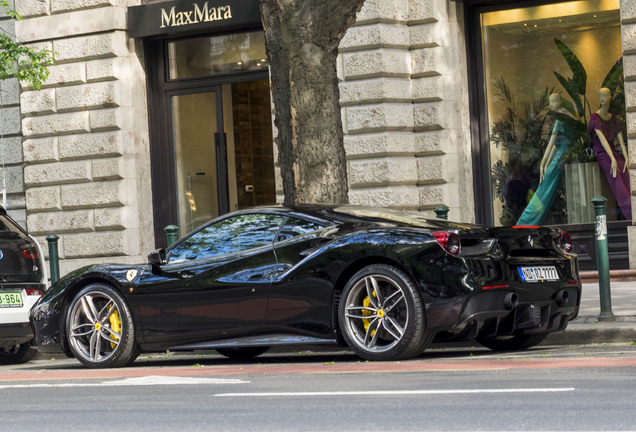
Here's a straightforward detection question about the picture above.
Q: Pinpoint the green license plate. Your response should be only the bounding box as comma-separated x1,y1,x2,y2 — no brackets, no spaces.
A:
0,291,23,308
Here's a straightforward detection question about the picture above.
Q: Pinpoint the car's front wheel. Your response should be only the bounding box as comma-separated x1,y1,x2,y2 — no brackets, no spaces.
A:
66,284,140,368
476,332,549,351
338,264,432,361
0,342,37,365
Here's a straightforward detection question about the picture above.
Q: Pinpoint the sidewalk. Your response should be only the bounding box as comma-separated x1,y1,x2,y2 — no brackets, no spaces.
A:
544,280,636,345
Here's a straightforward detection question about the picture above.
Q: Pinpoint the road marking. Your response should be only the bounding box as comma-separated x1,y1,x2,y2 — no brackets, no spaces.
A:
0,376,248,389
215,387,575,397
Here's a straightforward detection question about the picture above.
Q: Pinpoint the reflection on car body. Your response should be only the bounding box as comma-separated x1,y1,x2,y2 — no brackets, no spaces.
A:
30,205,581,368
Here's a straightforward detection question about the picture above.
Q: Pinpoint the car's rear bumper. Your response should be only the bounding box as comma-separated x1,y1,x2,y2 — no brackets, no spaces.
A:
431,282,581,342
0,322,34,347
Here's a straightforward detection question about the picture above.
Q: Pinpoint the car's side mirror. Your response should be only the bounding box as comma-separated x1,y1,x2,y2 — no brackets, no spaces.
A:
148,249,167,266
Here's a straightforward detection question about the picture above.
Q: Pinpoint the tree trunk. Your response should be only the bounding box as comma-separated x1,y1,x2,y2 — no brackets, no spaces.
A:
259,0,364,206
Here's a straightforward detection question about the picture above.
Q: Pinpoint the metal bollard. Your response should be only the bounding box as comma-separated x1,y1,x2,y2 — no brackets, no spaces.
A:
592,196,616,322
46,234,60,285
434,205,449,220
164,225,179,247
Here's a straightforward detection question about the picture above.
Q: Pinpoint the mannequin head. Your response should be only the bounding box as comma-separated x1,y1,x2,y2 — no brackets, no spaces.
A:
599,87,612,108
549,93,563,112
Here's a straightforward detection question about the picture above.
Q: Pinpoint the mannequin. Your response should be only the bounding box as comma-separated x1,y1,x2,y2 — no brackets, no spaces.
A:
517,93,571,225
588,87,631,220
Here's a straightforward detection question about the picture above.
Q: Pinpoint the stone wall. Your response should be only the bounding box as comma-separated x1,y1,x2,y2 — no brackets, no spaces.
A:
622,0,636,268
15,0,154,275
0,0,26,226
339,0,473,221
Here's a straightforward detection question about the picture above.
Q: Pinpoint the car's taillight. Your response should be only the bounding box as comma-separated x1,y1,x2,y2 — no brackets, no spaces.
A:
559,231,573,253
26,289,43,296
21,247,39,259
433,232,460,255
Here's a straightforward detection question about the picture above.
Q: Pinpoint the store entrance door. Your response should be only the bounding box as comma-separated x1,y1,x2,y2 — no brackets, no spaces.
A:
169,80,276,237
171,88,225,235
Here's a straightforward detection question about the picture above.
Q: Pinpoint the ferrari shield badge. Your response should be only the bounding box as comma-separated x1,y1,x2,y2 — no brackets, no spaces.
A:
126,269,138,282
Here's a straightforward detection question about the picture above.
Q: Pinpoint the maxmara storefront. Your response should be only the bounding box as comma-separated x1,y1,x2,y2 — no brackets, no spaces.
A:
8,0,636,276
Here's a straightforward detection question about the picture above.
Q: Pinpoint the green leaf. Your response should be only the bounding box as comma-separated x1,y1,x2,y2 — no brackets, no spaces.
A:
602,58,623,94
554,38,587,95
553,71,584,118
0,2,55,89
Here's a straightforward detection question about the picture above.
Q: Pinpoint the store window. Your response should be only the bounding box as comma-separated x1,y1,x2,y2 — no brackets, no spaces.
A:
481,0,628,227
168,31,268,79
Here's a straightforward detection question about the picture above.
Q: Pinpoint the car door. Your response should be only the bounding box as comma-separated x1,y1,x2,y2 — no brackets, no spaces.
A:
266,217,337,337
135,213,286,346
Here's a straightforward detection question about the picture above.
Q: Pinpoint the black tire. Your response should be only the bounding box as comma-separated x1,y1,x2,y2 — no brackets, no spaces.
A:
66,283,140,368
476,332,549,351
216,347,270,359
0,342,37,365
338,264,432,361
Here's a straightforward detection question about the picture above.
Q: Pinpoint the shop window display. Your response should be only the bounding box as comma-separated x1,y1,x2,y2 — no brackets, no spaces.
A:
481,0,628,226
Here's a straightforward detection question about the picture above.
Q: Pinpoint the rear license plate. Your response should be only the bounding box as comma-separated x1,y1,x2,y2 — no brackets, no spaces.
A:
0,291,23,308
518,266,559,282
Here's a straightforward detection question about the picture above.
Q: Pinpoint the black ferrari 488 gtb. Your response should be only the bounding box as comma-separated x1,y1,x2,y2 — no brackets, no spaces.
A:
30,205,580,368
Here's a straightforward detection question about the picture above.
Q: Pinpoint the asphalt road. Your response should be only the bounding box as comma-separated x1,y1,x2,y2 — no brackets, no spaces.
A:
2,344,636,431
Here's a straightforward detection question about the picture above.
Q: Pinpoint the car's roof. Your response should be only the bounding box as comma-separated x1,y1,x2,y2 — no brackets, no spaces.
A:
239,204,482,230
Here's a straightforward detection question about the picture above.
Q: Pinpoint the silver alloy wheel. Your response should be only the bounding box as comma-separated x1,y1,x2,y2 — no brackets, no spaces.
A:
343,274,408,353
68,291,122,364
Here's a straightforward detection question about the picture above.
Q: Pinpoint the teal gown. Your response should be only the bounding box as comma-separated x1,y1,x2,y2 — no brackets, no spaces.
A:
516,120,568,225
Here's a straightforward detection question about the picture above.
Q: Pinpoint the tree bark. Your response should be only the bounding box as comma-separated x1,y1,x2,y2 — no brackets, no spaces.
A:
259,0,365,206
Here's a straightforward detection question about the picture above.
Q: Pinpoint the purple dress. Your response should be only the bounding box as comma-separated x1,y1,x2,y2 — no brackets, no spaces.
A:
589,112,631,220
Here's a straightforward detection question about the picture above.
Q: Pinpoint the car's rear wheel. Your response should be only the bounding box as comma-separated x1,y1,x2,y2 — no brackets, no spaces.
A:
0,342,37,365
216,347,270,359
338,264,432,361
476,332,549,351
66,284,140,368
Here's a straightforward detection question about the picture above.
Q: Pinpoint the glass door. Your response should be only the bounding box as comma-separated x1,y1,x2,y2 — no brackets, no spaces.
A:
171,89,226,235
147,29,277,245
169,80,276,237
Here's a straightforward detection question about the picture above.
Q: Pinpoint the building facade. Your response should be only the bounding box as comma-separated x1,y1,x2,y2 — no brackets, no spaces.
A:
0,0,26,227
11,0,636,276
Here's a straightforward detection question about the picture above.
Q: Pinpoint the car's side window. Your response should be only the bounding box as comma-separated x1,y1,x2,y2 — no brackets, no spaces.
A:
168,214,286,263
276,217,325,242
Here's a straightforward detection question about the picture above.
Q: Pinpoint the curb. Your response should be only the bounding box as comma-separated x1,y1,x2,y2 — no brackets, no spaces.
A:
542,316,636,346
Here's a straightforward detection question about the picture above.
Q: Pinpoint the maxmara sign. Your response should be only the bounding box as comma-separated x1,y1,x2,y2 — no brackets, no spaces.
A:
128,0,261,38
159,2,233,28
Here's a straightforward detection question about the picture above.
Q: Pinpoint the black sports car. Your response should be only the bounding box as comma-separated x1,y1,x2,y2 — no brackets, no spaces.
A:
30,205,581,368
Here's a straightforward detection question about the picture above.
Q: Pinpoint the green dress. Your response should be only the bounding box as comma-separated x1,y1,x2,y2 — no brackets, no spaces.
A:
516,120,568,225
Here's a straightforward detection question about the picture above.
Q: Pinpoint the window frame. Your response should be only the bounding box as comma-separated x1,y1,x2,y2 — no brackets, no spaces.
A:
144,28,270,249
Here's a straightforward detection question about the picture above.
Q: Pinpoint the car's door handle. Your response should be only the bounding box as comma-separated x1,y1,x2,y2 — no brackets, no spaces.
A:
178,270,194,279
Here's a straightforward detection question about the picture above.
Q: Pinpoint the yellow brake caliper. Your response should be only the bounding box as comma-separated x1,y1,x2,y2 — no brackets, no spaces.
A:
109,308,121,349
362,290,377,336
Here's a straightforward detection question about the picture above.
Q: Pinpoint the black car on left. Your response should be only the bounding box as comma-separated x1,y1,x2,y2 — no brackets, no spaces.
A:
1,206,47,364
30,205,581,368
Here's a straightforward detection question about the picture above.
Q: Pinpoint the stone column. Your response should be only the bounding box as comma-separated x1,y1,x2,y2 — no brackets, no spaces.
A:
0,0,26,226
338,0,473,220
15,0,154,275
621,1,636,268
